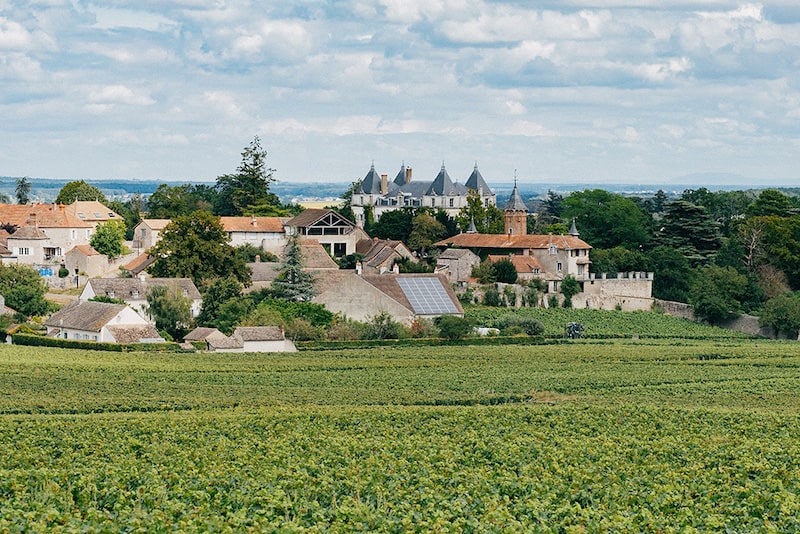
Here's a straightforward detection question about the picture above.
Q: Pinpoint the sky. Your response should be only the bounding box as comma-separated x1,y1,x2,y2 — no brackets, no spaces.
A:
2,1,800,189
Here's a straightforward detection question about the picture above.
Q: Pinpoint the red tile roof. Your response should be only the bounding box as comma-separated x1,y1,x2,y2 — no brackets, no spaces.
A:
435,232,591,250
0,204,92,229
220,216,285,233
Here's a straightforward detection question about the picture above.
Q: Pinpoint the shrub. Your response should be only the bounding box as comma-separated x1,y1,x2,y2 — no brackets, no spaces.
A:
483,287,502,307
435,315,472,340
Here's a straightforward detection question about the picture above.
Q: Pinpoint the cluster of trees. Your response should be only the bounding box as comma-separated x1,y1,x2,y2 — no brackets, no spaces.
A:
534,187,800,332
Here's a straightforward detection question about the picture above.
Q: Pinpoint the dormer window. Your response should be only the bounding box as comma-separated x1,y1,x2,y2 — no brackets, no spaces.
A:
549,245,557,255
78,213,85,219
109,213,116,217
131,289,139,298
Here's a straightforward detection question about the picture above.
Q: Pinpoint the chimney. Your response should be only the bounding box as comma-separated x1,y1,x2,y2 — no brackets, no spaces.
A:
380,174,388,195
405,167,412,184
138,272,146,282
251,216,257,227
392,263,399,274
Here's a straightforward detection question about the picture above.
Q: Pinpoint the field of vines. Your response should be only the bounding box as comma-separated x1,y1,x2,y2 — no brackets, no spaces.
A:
3,340,800,531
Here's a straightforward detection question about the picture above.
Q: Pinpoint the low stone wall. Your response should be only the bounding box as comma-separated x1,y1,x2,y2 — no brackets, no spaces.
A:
655,299,789,339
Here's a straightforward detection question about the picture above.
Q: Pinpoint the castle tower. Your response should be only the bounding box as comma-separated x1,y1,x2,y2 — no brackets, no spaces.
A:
503,177,528,236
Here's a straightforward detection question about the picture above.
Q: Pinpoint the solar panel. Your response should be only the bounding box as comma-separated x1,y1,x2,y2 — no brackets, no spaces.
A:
397,277,459,315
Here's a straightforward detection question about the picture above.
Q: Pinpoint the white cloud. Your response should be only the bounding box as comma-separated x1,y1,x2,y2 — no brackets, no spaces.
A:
0,17,31,49
87,85,156,106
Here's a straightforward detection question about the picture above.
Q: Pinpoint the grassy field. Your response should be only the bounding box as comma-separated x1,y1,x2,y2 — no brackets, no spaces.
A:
2,340,800,531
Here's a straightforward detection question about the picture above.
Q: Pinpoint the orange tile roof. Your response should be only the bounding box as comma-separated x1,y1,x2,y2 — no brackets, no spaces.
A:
68,244,100,256
435,232,591,250
139,219,172,230
488,254,543,273
220,216,285,233
0,203,92,229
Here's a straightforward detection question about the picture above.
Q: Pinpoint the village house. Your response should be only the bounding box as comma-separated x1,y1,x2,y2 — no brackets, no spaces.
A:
351,163,496,227
80,276,202,320
284,209,368,258
355,238,417,274
218,216,286,255
131,219,170,253
313,271,463,325
184,326,297,353
63,201,122,229
44,300,162,343
435,248,481,284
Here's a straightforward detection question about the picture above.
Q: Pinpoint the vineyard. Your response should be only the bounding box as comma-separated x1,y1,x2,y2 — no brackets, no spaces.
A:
2,340,800,530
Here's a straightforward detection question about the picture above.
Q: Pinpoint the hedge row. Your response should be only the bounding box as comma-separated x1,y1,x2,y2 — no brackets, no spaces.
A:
11,333,188,353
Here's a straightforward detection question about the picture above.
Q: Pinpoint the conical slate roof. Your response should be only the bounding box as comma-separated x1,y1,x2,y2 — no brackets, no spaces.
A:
393,164,407,186
427,164,459,196
357,163,383,195
503,182,528,212
569,218,580,237
464,164,492,195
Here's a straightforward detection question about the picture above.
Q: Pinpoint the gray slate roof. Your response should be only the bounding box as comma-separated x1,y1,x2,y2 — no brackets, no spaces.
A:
45,300,127,332
356,164,384,195
183,327,222,341
107,325,162,343
503,183,528,212
426,164,465,196
88,278,201,300
464,164,493,195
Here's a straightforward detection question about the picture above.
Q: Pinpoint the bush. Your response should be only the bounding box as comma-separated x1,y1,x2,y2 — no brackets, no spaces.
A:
58,267,70,278
492,314,545,336
365,312,407,340
483,287,502,307
327,318,368,341
435,315,472,340
285,317,325,341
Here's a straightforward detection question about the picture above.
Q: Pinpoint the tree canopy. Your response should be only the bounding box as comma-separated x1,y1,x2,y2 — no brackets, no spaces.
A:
0,264,54,317
15,177,31,204
561,189,652,249
55,180,107,205
89,220,127,257
148,211,251,288
271,235,316,302
214,136,282,216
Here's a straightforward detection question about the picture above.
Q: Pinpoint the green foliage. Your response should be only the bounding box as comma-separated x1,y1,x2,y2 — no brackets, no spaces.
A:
561,189,652,249
745,189,797,217
55,180,107,204
653,200,722,267
337,252,364,270
369,209,414,242
214,296,254,335
482,287,502,307
364,312,407,340
759,293,800,338
560,275,581,308
0,264,54,317
196,276,244,328
90,219,127,257
490,314,545,336
108,197,143,240
455,189,504,234
395,257,433,273
434,315,472,340
590,246,649,275
249,293,334,327
271,235,316,302
648,245,693,302
493,258,518,284
58,267,69,278
472,260,496,284
15,176,31,204
146,184,216,218
88,295,126,305
407,212,446,256
148,211,251,288
214,136,280,216
234,243,278,263
147,285,193,340
284,317,325,341
690,265,748,324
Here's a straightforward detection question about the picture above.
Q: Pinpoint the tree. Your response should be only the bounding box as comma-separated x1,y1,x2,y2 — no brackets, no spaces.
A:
214,136,281,216
271,235,315,302
0,264,54,317
493,258,518,284
235,243,278,263
196,276,245,328
55,180,107,204
90,220,127,257
560,275,581,308
15,177,31,204
647,245,693,302
456,189,504,234
370,209,414,242
435,315,472,340
690,265,748,324
109,196,143,240
148,211,251,288
146,285,193,340
746,189,797,218
590,247,649,275
653,200,722,266
760,293,800,338
407,212,446,257
561,189,652,250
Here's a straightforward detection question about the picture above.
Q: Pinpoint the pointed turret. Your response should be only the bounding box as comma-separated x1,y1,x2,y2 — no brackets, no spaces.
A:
467,217,477,233
569,218,580,237
356,162,383,195
427,163,458,196
503,176,528,236
464,163,492,196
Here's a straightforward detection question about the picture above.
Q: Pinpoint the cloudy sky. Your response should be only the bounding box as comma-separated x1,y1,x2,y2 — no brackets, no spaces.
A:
2,1,800,188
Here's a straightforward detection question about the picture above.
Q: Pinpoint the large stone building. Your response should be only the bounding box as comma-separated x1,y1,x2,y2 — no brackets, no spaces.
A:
351,163,496,227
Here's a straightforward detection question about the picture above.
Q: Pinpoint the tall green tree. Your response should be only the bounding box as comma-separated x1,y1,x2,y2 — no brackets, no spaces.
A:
560,275,581,308
271,235,315,302
214,136,281,216
561,189,652,249
652,200,722,266
148,211,251,288
15,177,31,204
760,293,800,338
196,276,245,328
746,189,797,218
370,209,414,242
648,245,693,302
408,212,446,257
89,220,127,257
690,265,748,324
55,180,107,204
146,285,192,340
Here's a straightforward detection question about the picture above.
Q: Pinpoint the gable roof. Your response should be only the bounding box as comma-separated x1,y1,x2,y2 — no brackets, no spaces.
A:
285,208,356,229
86,277,201,300
437,248,479,261
121,253,155,275
435,233,591,251
8,225,48,240
360,273,463,316
107,325,162,343
464,164,493,195
299,239,340,269
45,300,127,332
233,326,284,341
219,216,285,233
248,261,281,282
138,219,171,231
67,244,100,257
183,327,223,341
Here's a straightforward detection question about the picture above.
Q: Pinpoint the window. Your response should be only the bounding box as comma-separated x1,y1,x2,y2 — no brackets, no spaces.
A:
77,213,86,219
549,245,557,255
449,198,454,208
17,247,31,256
557,262,563,272
333,243,347,257
71,229,77,240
